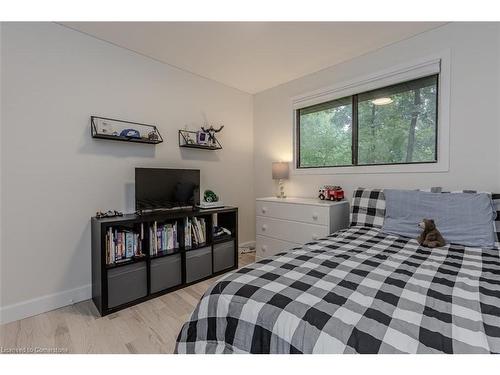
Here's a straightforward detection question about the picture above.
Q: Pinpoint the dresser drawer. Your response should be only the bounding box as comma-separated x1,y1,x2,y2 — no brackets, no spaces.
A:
256,216,329,244
256,200,329,225
256,235,301,259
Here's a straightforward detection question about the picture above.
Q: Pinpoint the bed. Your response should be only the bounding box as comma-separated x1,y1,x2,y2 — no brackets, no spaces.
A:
175,189,500,354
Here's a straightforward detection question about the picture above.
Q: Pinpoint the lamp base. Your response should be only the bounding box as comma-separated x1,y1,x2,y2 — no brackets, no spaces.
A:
276,179,286,198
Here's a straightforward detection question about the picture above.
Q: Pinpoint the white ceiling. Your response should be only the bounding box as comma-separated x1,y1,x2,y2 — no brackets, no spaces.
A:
61,22,446,94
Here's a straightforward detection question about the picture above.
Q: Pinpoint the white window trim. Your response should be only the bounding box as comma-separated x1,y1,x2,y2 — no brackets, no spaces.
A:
291,50,450,175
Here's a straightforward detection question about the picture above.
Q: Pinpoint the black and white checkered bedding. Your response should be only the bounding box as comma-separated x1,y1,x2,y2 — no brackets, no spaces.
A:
175,226,500,354
350,188,385,228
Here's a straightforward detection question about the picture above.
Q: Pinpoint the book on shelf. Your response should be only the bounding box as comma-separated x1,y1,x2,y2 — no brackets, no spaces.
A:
184,217,191,248
149,221,179,256
184,217,206,248
105,226,143,265
125,232,134,258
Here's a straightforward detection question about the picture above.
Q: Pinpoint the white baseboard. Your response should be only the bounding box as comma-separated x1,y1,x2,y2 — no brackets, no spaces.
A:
0,284,91,325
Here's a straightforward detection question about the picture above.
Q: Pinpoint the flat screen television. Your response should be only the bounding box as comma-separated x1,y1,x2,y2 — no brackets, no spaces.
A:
135,168,200,211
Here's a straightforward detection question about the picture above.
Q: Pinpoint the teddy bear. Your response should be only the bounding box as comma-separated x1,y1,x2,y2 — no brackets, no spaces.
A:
417,218,446,248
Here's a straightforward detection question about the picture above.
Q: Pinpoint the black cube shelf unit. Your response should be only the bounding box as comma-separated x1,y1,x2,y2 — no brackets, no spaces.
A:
91,206,238,316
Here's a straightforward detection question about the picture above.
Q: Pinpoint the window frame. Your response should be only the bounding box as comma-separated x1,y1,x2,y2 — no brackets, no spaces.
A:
295,74,439,169
291,53,450,175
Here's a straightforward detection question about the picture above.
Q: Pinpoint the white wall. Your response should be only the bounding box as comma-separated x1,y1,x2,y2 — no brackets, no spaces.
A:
254,23,500,200
0,22,254,323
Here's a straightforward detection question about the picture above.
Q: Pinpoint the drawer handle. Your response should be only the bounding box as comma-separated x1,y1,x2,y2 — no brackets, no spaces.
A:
261,207,268,214
261,224,267,232
312,213,319,220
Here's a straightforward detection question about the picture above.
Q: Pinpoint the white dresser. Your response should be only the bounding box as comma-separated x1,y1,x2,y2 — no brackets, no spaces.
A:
255,197,350,260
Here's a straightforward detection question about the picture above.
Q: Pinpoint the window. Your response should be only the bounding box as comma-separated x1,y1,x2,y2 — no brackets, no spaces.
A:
296,74,438,168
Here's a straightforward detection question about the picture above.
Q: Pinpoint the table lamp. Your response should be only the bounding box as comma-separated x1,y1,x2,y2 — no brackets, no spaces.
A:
272,162,289,199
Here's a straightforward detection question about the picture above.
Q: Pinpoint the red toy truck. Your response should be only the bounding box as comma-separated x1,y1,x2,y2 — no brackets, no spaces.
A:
318,186,344,201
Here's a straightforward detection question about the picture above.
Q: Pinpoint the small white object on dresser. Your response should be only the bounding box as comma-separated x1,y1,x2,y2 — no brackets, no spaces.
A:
255,197,350,260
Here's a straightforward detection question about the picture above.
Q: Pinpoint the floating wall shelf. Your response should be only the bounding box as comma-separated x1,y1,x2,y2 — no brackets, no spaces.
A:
91,116,163,145
178,129,222,150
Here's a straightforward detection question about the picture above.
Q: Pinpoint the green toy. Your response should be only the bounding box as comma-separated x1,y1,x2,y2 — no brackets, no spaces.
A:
204,190,219,203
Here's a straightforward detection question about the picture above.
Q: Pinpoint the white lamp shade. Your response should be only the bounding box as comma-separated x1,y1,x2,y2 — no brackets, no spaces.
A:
272,162,289,180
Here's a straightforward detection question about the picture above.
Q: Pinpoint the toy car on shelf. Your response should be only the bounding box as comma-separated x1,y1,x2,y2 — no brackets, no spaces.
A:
318,186,344,201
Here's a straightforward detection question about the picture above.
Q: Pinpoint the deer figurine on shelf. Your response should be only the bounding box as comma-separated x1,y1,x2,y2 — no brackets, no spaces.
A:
201,125,224,147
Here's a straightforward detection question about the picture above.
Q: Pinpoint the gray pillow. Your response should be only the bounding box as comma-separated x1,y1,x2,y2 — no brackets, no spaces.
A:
382,189,497,248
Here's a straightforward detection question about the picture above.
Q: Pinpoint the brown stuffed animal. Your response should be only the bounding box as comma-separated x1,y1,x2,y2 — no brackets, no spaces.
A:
417,219,446,248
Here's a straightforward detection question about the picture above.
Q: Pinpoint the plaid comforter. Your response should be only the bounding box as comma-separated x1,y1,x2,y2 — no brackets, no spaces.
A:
175,226,500,353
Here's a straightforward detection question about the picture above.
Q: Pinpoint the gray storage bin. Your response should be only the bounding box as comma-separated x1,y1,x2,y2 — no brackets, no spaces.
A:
151,254,182,294
107,262,147,309
186,246,212,283
213,240,235,273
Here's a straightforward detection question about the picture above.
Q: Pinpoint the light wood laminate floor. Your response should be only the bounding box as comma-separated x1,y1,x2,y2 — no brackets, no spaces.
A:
0,252,255,354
